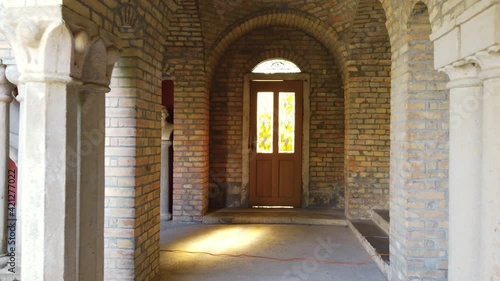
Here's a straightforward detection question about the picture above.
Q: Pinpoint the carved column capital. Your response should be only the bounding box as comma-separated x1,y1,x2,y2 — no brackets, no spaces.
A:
63,7,122,88
440,60,482,89
468,45,500,81
0,5,122,88
5,64,19,85
0,64,15,104
0,6,70,83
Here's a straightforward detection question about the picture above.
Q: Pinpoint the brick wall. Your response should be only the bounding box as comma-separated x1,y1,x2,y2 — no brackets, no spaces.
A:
164,0,209,222
209,26,345,208
345,0,391,218
65,0,170,280
384,1,450,280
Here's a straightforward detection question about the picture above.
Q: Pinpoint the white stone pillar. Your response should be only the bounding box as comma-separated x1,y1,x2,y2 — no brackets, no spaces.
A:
0,5,121,279
0,63,15,267
0,19,81,281
78,90,106,281
161,140,173,221
441,62,482,281
474,46,500,281
5,65,22,271
16,76,80,281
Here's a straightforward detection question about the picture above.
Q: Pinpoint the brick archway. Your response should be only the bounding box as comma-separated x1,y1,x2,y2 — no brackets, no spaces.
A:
206,10,349,86
209,23,345,209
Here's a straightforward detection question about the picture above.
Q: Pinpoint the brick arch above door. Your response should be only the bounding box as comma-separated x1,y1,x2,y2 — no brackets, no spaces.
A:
206,10,348,87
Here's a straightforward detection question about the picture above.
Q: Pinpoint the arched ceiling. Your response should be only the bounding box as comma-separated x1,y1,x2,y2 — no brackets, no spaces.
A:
198,0,360,82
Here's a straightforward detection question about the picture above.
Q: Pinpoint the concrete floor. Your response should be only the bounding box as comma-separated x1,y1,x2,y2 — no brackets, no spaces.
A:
160,222,388,281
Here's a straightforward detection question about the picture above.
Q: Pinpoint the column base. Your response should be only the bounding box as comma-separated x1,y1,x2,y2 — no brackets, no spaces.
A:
0,254,8,269
161,213,172,221
0,253,19,274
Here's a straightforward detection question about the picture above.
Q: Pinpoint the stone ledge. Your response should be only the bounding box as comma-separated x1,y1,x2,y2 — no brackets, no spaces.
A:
348,220,390,279
371,209,390,235
202,208,348,226
432,3,500,69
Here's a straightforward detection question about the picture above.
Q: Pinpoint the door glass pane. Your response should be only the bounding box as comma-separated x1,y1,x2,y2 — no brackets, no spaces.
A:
279,92,295,153
257,92,273,153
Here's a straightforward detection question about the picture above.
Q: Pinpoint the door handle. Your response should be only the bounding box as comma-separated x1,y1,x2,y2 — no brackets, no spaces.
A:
250,136,255,152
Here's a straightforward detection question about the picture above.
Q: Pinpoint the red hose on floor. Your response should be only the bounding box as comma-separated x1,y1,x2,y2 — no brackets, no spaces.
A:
161,249,389,265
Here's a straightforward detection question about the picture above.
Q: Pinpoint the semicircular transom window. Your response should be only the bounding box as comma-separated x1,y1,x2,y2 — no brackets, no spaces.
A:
252,59,301,74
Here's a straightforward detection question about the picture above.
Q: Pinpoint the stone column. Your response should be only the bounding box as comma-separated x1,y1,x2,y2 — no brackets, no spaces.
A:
17,67,80,281
0,5,120,280
5,65,22,270
0,63,15,267
5,20,82,280
160,106,174,221
78,90,107,281
441,61,482,281
474,46,500,281
161,140,173,221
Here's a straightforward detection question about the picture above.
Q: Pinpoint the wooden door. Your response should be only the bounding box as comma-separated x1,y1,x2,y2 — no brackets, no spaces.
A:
249,80,303,207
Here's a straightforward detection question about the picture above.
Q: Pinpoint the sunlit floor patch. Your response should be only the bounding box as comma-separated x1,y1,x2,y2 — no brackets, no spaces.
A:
168,225,266,254
160,223,388,281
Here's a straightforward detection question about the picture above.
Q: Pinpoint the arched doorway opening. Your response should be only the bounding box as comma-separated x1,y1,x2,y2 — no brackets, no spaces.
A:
208,26,345,210
244,58,309,208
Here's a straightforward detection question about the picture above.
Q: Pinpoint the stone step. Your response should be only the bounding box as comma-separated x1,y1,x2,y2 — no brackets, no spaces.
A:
371,209,390,235
203,208,349,226
349,219,390,278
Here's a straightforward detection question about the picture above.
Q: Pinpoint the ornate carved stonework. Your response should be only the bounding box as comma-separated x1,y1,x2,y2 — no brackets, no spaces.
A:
0,63,15,103
470,45,500,81
114,1,144,37
439,60,482,89
0,5,122,88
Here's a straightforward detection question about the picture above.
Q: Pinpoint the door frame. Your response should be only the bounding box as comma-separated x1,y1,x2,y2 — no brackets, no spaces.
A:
242,73,311,207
